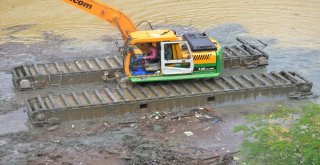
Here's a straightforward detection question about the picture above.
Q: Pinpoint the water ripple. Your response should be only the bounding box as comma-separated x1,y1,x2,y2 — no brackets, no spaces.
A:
0,0,319,48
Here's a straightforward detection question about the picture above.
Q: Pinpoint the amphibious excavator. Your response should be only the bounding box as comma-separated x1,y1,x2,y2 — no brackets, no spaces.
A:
12,0,269,90
10,0,313,125
64,0,223,83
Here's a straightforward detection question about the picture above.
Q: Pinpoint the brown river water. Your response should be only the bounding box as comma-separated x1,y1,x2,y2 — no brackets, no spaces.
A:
0,0,319,134
1,0,320,48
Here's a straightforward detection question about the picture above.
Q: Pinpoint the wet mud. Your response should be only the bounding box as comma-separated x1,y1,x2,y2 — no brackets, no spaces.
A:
0,102,279,165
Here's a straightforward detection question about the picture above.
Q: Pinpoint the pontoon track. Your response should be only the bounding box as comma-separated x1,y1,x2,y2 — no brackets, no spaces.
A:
26,71,312,125
12,42,268,90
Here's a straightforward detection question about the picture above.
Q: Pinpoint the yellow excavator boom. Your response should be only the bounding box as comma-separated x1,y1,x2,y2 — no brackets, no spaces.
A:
63,0,137,40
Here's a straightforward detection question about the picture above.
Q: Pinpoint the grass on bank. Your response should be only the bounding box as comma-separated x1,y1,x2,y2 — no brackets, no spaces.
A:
234,103,320,165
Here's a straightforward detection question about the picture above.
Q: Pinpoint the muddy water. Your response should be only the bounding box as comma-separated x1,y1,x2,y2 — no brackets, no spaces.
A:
0,73,28,135
0,72,15,101
1,0,320,48
0,109,28,135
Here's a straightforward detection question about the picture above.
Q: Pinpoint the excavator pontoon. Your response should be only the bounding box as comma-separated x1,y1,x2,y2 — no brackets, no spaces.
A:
10,0,313,125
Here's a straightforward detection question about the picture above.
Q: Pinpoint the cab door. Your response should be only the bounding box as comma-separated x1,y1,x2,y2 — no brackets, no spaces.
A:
160,41,194,75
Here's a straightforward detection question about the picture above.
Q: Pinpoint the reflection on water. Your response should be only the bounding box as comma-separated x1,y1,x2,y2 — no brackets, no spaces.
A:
0,109,28,135
0,72,15,101
1,0,320,48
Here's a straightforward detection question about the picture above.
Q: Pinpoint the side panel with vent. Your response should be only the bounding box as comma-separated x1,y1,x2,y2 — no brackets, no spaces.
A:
192,51,217,67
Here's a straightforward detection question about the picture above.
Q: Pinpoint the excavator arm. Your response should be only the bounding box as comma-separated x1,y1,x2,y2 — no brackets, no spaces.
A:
63,0,137,40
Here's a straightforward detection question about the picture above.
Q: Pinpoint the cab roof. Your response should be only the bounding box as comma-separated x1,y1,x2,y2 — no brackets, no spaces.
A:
129,29,178,44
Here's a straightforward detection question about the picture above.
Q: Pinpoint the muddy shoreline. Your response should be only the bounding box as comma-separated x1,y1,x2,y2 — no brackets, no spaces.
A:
1,101,293,165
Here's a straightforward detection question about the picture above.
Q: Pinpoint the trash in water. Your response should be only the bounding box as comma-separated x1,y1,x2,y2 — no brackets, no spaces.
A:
184,131,194,136
212,119,221,125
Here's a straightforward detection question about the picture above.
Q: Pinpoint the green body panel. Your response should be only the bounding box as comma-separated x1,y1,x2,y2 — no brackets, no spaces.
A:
216,47,223,74
194,63,215,68
130,71,221,83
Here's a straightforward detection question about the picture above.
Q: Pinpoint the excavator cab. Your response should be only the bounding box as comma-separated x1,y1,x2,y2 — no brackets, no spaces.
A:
122,29,197,82
128,41,194,77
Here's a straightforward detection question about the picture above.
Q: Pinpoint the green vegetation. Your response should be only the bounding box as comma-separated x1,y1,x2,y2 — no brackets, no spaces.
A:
234,103,320,165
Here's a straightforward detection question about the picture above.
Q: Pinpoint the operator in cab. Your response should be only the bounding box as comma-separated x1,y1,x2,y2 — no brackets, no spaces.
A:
144,43,158,61
131,43,159,64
